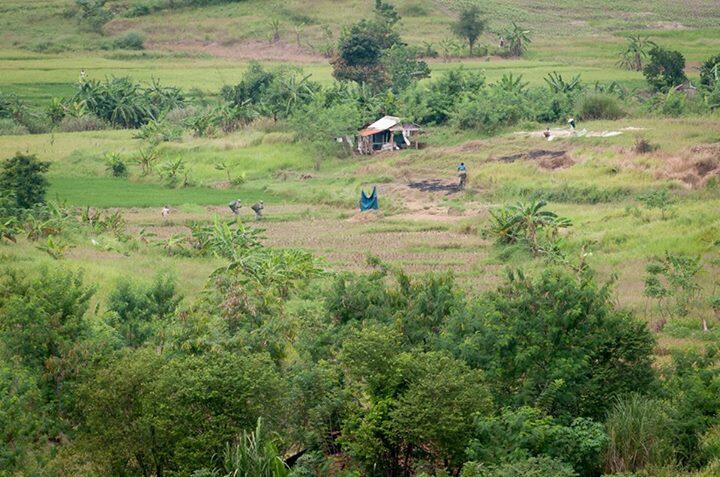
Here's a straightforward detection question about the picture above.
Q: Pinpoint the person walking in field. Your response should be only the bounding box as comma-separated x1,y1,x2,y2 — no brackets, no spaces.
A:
161,205,171,222
457,162,468,189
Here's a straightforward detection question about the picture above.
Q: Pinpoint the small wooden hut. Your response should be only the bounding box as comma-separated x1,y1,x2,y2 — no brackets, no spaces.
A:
357,116,421,155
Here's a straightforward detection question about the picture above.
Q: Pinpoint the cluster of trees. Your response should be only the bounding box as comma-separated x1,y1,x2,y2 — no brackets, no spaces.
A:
3,108,720,477
4,246,720,476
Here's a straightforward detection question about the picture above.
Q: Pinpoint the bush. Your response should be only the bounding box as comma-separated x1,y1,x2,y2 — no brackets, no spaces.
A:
57,114,108,132
0,118,29,136
659,90,687,116
104,153,128,178
467,407,608,476
0,153,50,209
29,40,69,54
634,136,657,154
446,268,656,421
72,76,184,128
699,54,720,89
111,31,145,50
106,274,180,347
576,93,624,120
451,87,533,132
461,456,576,477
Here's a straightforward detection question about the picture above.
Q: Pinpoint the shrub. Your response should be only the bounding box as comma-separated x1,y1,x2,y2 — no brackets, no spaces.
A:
634,136,656,154
29,40,69,54
467,407,608,476
576,93,624,120
461,456,576,477
451,87,533,132
112,31,145,50
74,0,112,32
699,54,720,89
448,268,656,421
72,77,184,128
605,394,675,473
487,200,571,255
0,153,50,209
0,118,29,136
106,274,180,347
57,114,107,132
206,418,290,477
104,153,128,178
659,90,687,116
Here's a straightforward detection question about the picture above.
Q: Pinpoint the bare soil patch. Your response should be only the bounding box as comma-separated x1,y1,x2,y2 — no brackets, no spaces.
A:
407,179,463,194
494,149,575,169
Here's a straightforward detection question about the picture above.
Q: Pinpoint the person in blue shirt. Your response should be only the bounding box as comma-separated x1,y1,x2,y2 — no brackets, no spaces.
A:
458,162,467,188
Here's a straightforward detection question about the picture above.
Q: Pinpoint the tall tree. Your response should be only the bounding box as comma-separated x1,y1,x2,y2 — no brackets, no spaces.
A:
452,6,486,56
331,19,399,87
643,46,687,92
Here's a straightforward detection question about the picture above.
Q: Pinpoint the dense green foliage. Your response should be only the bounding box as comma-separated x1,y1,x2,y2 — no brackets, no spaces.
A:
0,153,50,210
700,54,720,89
72,76,184,128
643,47,688,93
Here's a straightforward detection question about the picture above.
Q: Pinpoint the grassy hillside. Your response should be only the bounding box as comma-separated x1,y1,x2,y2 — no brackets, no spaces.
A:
2,0,719,107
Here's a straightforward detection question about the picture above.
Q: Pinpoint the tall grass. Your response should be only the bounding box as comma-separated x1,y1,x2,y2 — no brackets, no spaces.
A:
605,394,675,473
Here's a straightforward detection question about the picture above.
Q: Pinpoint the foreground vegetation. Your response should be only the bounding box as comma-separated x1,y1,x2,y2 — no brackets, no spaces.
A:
1,1,720,476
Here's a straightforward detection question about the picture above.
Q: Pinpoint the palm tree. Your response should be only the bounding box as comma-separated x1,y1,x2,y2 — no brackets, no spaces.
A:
544,71,582,94
489,200,571,255
618,35,656,71
496,73,528,93
504,22,531,57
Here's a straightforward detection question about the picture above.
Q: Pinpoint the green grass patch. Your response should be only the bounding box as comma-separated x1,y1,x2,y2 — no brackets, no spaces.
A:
48,176,274,207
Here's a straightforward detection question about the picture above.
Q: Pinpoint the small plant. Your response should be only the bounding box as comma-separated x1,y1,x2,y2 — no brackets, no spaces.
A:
502,22,531,57
633,136,656,154
604,394,673,473
644,252,703,327
105,152,128,178
134,146,160,176
157,158,186,187
219,418,290,477
268,19,282,43
46,98,66,125
0,216,20,243
36,235,73,259
134,119,182,144
185,109,219,137
636,188,673,219
214,161,245,185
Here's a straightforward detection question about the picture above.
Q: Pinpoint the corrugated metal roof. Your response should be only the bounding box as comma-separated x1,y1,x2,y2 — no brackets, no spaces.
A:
366,115,400,131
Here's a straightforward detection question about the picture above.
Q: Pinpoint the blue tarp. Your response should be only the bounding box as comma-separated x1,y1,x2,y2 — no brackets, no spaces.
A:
360,187,379,211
